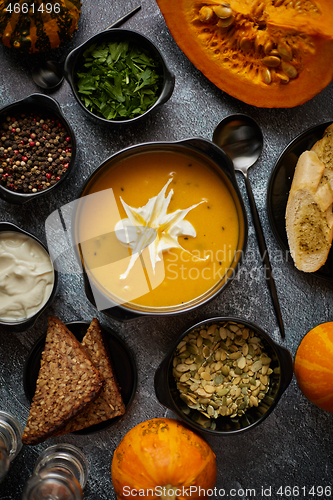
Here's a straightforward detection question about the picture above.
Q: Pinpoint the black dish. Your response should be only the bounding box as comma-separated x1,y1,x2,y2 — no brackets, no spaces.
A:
0,222,58,333
23,321,137,434
63,28,175,124
155,316,293,435
267,122,333,281
0,93,76,204
73,138,248,321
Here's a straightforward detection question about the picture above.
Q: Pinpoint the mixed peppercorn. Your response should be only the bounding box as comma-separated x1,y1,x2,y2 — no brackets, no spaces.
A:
0,113,73,194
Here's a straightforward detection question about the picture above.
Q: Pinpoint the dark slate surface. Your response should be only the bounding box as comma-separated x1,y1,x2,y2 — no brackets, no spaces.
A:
1,1,333,499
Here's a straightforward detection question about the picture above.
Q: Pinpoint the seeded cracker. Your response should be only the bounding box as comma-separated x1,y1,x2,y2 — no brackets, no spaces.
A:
22,317,104,446
53,318,125,435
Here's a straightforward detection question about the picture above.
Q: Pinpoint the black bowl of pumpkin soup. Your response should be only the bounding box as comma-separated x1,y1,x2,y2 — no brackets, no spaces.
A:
74,138,248,320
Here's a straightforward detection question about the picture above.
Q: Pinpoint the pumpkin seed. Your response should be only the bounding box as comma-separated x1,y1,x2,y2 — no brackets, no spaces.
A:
207,405,215,416
188,344,199,355
238,356,246,369
264,40,274,55
278,43,292,61
204,385,216,394
228,351,240,360
200,329,209,339
213,4,233,19
176,363,190,372
180,372,192,382
276,72,289,84
281,60,298,79
217,15,234,28
198,5,214,22
219,327,228,339
197,388,210,397
207,324,218,335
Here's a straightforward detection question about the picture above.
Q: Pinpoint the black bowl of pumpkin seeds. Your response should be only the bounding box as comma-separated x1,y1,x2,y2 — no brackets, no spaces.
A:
155,317,293,435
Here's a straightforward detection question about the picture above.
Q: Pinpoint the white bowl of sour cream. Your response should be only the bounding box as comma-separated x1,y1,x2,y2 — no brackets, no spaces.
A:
0,223,57,332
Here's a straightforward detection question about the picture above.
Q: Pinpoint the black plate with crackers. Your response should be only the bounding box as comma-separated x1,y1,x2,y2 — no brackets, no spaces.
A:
23,321,137,435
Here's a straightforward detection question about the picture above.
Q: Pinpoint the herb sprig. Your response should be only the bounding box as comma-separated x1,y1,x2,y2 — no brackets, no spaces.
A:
76,41,162,120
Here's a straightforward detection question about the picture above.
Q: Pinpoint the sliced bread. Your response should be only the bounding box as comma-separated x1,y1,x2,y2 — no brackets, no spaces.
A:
22,316,104,445
53,318,125,435
286,150,333,272
311,123,333,190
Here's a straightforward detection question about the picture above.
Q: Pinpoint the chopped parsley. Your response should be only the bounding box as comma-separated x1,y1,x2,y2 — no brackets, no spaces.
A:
76,41,162,120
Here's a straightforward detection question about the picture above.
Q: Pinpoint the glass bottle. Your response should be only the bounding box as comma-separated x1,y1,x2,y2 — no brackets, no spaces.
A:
0,410,23,483
22,443,89,500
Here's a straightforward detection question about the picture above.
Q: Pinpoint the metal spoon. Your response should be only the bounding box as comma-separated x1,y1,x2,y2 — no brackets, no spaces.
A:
213,113,285,339
32,5,142,90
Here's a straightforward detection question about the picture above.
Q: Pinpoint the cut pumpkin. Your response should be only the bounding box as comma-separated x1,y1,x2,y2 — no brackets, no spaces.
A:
156,0,333,107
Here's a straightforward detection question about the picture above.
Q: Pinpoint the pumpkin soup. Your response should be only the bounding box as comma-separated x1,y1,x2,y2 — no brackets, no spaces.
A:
77,149,240,309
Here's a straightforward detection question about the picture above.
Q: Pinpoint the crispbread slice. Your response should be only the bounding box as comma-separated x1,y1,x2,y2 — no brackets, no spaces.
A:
54,318,125,435
22,317,104,446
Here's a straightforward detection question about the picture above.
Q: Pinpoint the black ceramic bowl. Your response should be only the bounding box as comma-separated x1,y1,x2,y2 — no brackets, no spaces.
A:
73,138,248,321
0,93,76,204
154,317,293,435
0,222,57,332
23,321,137,434
63,28,175,124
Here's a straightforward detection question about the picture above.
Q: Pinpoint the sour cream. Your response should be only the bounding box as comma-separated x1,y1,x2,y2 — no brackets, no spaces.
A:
0,231,54,322
114,177,207,279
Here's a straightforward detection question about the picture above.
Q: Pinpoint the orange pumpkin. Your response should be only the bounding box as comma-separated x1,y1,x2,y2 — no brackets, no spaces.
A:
111,418,217,500
156,0,333,108
294,322,333,413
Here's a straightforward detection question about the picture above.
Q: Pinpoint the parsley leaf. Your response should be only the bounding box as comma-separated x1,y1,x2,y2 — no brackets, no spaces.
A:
76,41,162,120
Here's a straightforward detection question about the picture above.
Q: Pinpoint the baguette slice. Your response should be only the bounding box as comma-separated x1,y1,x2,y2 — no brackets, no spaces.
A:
286,150,333,272
311,123,333,190
22,317,104,445
53,318,125,435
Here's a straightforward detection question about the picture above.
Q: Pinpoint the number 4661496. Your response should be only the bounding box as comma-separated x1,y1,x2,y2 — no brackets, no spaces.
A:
5,3,61,14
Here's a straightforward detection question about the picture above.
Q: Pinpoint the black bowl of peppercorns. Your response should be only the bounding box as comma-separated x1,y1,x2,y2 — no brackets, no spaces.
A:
0,93,76,204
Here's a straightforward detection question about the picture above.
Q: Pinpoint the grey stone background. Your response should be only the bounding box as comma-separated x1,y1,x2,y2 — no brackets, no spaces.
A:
1,1,333,499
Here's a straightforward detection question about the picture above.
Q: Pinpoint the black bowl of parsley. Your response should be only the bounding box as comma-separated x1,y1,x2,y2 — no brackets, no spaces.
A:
63,28,175,124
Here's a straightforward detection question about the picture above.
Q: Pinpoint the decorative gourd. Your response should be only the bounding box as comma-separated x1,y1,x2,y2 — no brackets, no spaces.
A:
111,418,217,500
294,322,333,413
156,0,333,108
0,0,81,53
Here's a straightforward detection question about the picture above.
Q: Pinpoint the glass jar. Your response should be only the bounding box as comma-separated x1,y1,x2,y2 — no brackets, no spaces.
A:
0,410,23,483
22,443,89,500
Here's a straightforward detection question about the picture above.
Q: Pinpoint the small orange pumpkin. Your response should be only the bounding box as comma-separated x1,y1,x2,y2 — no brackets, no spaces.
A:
111,418,217,500
294,322,333,413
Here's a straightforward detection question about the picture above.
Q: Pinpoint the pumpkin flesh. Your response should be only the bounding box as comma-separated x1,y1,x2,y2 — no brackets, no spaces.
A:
294,322,333,413
156,0,333,107
111,418,217,500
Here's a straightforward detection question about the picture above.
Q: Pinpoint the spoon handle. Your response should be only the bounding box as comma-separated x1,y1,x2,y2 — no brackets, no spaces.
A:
243,173,285,339
106,5,142,30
